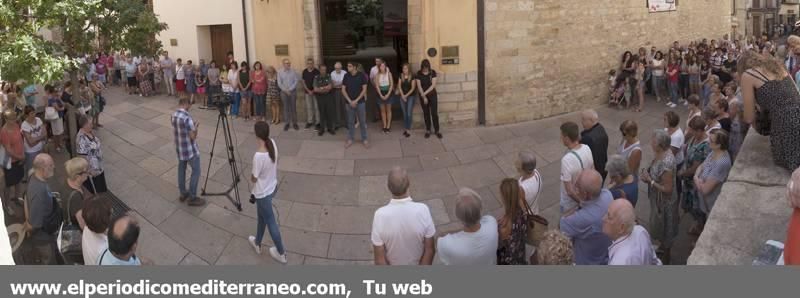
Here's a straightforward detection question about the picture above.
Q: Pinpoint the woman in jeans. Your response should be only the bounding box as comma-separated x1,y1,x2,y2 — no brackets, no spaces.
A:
651,51,666,103
397,63,416,138
227,62,241,118
416,59,442,139
251,61,268,122
247,121,287,264
666,54,680,108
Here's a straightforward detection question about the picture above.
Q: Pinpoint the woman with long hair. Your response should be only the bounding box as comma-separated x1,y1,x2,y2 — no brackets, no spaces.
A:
374,63,394,133
251,62,267,121
687,55,701,96
496,178,528,265
239,61,253,121
617,120,642,175
137,62,152,97
247,121,287,264
397,63,416,137
415,59,442,139
666,54,680,108
738,51,800,170
227,62,241,118
266,66,281,125
184,60,196,104
651,51,666,103
635,58,646,112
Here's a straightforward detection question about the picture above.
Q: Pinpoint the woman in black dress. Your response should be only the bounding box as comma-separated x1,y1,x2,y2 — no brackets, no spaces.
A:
739,51,800,170
497,178,528,265
415,59,441,139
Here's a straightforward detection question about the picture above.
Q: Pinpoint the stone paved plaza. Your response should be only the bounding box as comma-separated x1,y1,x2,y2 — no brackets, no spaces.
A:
91,87,690,265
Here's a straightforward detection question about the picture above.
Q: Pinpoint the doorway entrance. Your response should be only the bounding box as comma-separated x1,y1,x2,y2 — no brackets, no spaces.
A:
210,24,233,66
318,0,409,121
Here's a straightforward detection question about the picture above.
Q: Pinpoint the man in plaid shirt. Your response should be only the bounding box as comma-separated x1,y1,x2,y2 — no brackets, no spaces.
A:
172,97,206,206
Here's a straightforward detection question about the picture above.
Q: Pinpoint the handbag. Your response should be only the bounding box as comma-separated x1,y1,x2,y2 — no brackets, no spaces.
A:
44,106,59,121
521,174,548,246
57,191,84,265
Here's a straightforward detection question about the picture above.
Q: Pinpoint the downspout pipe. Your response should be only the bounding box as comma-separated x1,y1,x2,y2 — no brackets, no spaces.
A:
242,0,251,62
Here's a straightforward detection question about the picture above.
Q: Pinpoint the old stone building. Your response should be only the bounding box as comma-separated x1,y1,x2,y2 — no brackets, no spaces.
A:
155,0,735,127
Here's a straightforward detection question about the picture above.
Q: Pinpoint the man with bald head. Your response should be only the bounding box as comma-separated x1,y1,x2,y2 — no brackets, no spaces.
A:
371,167,436,265
436,188,498,265
26,153,59,264
99,215,142,265
559,169,613,265
603,199,661,265
580,109,609,181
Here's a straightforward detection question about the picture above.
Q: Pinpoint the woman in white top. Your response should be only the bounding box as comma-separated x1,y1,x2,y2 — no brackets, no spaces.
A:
517,151,542,214
374,63,394,133
651,51,666,103
175,58,186,99
247,121,287,264
617,120,642,175
81,197,112,265
227,62,241,118
21,106,45,177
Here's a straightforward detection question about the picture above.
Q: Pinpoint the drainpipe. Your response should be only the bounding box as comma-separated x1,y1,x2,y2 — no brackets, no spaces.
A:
477,0,486,125
241,0,251,62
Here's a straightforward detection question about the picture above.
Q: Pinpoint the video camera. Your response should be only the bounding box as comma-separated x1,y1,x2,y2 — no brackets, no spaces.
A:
210,93,231,111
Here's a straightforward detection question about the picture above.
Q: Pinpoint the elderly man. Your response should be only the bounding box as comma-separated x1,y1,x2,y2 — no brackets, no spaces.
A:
26,153,59,264
278,58,300,131
436,188,498,265
560,122,594,214
580,110,608,181
784,168,800,265
371,167,436,265
603,199,661,265
99,215,142,265
559,169,612,265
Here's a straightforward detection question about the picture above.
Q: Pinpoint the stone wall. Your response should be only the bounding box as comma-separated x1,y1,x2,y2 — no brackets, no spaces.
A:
484,0,734,125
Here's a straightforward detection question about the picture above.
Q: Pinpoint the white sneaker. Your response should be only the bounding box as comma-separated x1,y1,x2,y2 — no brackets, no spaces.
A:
269,246,288,264
669,103,677,108
248,236,261,255
683,101,689,106
666,102,672,107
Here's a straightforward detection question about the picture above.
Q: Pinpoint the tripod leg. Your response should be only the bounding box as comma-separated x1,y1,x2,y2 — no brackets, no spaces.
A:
221,115,243,211
201,112,224,194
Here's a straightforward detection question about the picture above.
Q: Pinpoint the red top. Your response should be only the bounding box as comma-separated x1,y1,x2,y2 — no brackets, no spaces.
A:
251,70,267,95
0,124,24,162
785,208,800,265
667,64,679,82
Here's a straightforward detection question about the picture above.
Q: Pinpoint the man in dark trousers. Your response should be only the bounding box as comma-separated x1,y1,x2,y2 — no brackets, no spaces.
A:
580,110,609,182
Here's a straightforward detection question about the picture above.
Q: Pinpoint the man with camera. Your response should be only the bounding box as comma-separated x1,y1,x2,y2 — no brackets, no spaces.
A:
171,97,206,207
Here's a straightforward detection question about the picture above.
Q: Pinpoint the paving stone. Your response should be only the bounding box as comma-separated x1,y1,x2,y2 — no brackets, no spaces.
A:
284,202,323,232
303,257,372,265
335,159,354,176
278,173,359,205
344,139,403,160
408,168,458,200
353,157,422,176
297,140,346,159
112,141,152,164
276,138,303,156
129,107,163,120
496,136,552,161
473,126,515,144
117,185,178,226
198,203,259,238
400,138,445,157
132,212,189,266
214,236,304,265
419,152,461,171
454,143,502,164
138,156,176,176
358,175,392,206
327,234,374,261
158,209,234,264
440,130,484,151
318,205,378,234
179,253,210,266
277,156,337,175
420,198,451,225
530,139,567,165
279,227,331,258
448,160,506,189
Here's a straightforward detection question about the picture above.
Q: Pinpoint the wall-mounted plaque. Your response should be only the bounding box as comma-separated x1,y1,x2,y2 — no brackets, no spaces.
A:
441,46,459,65
275,45,289,56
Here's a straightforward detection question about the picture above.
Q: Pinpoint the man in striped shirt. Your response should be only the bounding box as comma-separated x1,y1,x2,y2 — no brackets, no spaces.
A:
171,97,206,206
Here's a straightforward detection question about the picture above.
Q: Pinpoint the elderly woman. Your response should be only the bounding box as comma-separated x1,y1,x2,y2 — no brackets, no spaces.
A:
617,120,642,175
679,117,711,234
497,178,528,265
81,198,112,265
703,107,722,135
64,157,91,231
607,155,639,207
0,110,25,216
536,230,574,265
784,168,800,265
693,130,733,229
640,129,677,264
76,115,107,194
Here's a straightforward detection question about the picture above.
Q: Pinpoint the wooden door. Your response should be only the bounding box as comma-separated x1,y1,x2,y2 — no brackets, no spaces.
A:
210,25,233,67
753,16,762,37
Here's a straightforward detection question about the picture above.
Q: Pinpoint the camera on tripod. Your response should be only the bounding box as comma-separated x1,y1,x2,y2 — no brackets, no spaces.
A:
210,93,231,111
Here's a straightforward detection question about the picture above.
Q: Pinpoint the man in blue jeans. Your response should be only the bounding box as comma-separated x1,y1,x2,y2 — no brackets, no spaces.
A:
341,62,369,148
171,97,206,206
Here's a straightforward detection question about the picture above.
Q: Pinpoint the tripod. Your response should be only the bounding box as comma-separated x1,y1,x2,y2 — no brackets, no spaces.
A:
201,101,243,211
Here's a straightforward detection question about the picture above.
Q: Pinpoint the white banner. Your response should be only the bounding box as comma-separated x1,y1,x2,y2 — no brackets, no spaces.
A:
649,0,676,13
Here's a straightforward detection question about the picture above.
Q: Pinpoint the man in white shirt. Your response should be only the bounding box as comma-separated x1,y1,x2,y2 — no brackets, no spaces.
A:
559,122,594,214
371,167,436,265
436,188,498,265
602,199,661,265
331,62,347,129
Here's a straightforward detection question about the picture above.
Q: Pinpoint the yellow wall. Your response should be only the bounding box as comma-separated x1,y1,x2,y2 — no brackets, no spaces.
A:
417,0,477,73
251,0,308,70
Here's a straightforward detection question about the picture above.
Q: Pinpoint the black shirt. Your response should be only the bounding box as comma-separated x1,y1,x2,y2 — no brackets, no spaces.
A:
342,72,367,103
580,123,609,178
718,117,732,133
61,91,74,106
416,69,437,97
302,68,320,90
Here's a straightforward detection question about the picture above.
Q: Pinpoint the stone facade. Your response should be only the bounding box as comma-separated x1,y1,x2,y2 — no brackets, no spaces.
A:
484,0,734,125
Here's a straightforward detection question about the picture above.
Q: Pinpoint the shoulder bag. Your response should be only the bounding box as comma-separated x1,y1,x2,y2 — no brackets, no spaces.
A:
58,190,84,265
522,173,548,247
44,106,59,121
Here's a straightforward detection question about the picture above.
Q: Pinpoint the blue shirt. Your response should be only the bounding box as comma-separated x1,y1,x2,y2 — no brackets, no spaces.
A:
23,85,37,107
610,178,639,207
560,189,613,265
98,249,141,266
